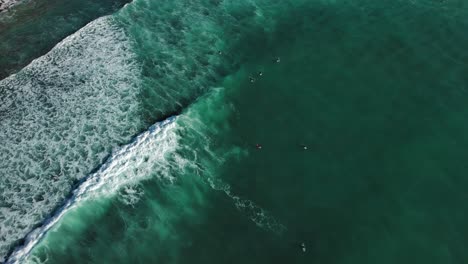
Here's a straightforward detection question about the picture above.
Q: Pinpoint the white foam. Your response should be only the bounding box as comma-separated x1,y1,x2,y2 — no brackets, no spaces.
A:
118,184,145,206
207,177,287,235
7,117,179,264
0,16,142,261
0,0,21,13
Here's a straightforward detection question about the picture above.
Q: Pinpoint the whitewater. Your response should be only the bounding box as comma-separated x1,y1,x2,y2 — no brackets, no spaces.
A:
0,16,144,261
5,117,178,263
0,0,19,12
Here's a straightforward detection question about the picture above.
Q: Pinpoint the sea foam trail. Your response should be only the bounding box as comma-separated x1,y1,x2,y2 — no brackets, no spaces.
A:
6,117,178,264
0,16,142,261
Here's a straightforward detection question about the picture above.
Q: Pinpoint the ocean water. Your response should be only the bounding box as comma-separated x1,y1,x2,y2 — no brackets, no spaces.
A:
2,0,468,263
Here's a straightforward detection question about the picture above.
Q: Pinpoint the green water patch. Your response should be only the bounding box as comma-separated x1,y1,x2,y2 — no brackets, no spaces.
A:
211,2,468,263
0,0,130,79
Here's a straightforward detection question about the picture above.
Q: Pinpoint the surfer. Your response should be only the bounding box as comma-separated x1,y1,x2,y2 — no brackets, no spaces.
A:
300,242,306,252
258,71,263,76
276,57,281,63
249,76,256,83
300,144,308,150
255,143,262,149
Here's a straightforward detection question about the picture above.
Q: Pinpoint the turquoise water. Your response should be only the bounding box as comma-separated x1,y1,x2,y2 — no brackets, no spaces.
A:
2,0,468,263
